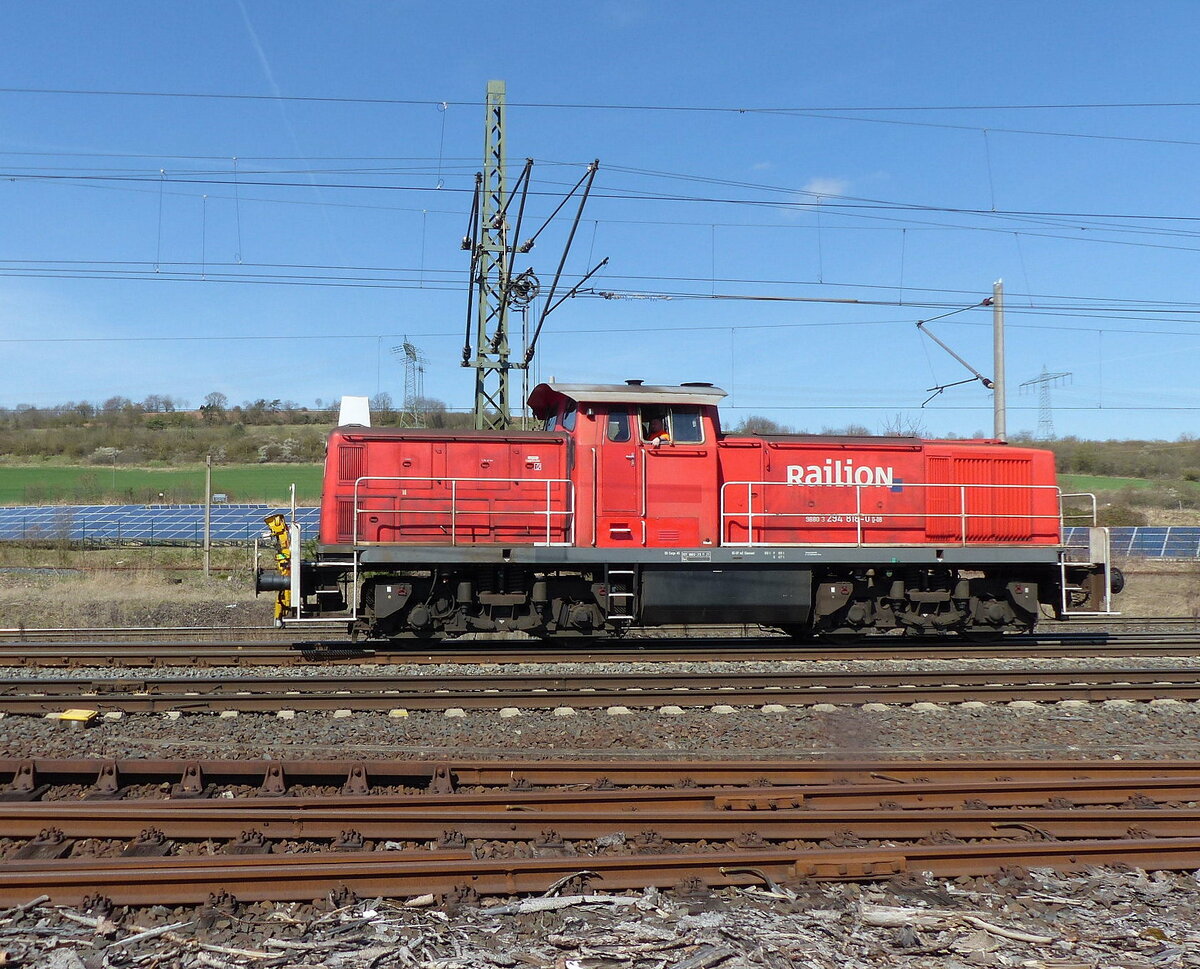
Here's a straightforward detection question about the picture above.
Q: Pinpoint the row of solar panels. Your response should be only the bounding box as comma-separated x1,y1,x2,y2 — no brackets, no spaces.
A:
0,504,321,542
0,507,1196,556
1063,526,1200,558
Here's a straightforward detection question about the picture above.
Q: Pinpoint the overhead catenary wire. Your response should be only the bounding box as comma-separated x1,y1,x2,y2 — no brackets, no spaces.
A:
8,84,1200,113
11,169,1200,225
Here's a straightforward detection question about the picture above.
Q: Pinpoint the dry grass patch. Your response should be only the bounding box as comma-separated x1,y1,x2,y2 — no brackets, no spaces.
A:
0,569,272,629
1114,559,1200,618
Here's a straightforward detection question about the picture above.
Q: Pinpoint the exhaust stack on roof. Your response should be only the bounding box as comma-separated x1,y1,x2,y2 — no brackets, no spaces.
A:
338,396,371,427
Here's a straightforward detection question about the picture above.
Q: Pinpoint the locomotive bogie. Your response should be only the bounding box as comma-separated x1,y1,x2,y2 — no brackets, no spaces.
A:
808,567,1044,636
353,568,610,639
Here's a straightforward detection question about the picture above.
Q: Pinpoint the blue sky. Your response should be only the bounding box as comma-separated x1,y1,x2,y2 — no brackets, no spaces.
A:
3,1,1200,440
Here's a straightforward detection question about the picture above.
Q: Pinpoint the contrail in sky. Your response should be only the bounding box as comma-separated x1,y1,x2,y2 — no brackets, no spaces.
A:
235,0,337,250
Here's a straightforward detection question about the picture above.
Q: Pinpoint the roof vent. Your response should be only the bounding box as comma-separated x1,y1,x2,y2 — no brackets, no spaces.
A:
680,381,713,388
625,379,644,386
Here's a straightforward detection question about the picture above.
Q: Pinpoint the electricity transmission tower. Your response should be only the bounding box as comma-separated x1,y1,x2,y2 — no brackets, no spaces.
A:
461,80,604,430
392,338,427,427
1019,366,1071,439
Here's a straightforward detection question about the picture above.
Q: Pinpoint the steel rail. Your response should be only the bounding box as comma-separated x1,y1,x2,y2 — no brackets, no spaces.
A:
5,800,1200,843
8,756,1200,792
11,665,1200,692
7,839,1200,906
7,759,1200,804
8,667,1200,712
4,631,1200,667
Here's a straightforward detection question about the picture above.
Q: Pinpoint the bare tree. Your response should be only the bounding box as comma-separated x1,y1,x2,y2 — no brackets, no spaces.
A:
370,392,396,423
879,413,927,437
732,415,790,435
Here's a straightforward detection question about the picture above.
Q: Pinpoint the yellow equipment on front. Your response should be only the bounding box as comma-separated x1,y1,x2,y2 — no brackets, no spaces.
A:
263,513,292,620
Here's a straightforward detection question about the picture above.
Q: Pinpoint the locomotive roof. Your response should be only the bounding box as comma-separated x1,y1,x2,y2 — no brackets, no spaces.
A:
528,381,728,418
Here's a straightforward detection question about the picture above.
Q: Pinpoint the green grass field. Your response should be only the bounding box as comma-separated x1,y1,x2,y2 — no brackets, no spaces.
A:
1057,473,1200,494
1057,473,1157,493
0,464,324,505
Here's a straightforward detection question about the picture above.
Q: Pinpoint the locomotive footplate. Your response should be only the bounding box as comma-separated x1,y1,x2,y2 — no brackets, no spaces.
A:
350,545,1066,567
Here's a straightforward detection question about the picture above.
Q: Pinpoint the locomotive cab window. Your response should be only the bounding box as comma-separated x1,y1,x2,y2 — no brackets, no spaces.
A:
640,405,703,444
606,409,631,442
671,407,703,443
544,402,577,433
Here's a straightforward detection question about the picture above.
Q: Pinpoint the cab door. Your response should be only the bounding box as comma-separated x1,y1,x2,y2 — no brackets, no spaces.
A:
597,406,642,546
641,405,716,546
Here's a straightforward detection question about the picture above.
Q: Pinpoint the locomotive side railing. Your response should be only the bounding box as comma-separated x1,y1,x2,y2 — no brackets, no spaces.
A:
719,480,1063,547
351,476,575,548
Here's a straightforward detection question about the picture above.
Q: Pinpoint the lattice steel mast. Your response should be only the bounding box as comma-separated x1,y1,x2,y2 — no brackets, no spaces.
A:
1020,365,1072,439
461,80,515,430
461,81,604,431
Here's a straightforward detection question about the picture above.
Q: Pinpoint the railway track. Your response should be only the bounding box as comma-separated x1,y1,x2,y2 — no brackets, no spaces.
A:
3,629,1200,667
5,757,1200,905
6,665,1200,713
3,615,1178,642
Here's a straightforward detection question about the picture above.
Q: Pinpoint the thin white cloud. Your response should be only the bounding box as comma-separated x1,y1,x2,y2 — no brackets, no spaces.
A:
801,177,849,201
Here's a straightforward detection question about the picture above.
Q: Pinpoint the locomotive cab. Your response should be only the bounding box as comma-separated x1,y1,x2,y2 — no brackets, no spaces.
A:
528,380,724,549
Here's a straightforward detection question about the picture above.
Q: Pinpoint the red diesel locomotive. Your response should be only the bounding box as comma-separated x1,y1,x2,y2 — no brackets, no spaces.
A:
258,380,1119,639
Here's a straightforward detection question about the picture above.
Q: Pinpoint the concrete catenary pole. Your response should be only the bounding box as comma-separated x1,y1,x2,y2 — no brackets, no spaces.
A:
992,279,1006,442
203,453,212,576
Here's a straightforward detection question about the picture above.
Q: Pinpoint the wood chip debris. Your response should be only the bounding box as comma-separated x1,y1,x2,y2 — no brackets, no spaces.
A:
2,866,1199,968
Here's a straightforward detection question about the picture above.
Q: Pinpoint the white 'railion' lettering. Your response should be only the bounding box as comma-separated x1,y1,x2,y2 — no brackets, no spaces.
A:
785,463,895,486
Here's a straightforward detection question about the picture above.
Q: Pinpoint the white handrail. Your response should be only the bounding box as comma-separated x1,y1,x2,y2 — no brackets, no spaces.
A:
719,479,1067,548
351,475,575,547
